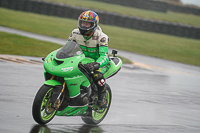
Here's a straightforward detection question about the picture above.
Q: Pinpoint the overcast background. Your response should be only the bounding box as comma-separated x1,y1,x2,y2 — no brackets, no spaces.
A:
181,0,200,6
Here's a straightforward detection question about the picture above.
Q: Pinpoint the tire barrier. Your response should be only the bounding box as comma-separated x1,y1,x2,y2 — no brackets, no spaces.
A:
95,0,168,13
94,0,200,16
0,0,199,39
168,4,200,16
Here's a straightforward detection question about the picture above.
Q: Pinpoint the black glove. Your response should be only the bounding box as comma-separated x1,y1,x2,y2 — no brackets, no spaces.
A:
84,62,100,73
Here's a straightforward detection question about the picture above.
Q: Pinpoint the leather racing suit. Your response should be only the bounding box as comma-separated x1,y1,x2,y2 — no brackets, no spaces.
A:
68,26,110,106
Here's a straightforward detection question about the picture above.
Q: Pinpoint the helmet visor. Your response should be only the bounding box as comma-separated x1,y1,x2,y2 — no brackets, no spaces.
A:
78,19,96,30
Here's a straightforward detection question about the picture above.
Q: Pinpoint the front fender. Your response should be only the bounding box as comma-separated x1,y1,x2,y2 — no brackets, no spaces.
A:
44,80,62,86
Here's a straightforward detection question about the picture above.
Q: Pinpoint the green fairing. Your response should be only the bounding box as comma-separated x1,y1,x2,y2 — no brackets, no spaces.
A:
104,57,122,78
44,52,85,78
56,105,88,116
64,76,90,97
44,80,62,86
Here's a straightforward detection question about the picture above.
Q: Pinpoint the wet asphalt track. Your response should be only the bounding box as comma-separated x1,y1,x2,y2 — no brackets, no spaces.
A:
0,55,200,133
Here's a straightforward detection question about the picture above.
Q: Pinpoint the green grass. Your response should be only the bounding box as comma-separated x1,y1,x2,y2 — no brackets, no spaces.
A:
43,0,200,27
0,32,61,57
0,8,73,38
0,8,200,66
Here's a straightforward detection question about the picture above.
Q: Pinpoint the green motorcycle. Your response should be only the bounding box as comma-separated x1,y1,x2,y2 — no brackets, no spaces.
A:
32,41,122,125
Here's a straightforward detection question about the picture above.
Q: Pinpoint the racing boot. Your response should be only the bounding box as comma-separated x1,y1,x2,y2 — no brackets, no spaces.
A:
97,87,107,108
93,72,107,108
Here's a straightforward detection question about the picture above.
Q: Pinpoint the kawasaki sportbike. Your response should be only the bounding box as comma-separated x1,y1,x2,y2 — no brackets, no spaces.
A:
32,41,122,125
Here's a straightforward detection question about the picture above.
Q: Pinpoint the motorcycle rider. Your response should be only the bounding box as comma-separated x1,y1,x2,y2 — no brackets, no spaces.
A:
68,10,110,107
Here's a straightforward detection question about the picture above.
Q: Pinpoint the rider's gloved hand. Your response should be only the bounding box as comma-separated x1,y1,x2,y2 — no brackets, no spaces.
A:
84,62,100,73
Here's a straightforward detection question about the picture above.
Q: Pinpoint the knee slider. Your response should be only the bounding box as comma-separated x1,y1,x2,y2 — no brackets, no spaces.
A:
98,78,106,86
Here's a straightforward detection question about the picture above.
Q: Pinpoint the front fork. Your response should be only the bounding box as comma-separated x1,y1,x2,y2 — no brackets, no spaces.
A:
49,75,66,109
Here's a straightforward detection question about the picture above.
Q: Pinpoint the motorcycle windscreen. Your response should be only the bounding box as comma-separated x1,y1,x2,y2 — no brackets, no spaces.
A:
56,41,83,59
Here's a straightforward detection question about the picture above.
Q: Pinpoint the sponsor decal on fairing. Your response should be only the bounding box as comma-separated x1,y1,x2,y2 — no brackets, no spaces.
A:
61,67,73,72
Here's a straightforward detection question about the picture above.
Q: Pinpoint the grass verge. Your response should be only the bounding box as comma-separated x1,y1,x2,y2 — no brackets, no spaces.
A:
0,32,61,57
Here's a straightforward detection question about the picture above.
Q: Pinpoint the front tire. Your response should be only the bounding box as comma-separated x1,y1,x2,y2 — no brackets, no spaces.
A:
32,85,57,124
81,83,112,125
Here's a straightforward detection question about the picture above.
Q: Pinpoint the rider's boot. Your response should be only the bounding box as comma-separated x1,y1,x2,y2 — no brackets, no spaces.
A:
97,87,107,108
93,71,107,108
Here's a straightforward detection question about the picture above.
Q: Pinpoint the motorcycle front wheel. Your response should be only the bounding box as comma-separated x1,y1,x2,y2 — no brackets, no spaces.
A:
32,85,57,124
81,83,112,125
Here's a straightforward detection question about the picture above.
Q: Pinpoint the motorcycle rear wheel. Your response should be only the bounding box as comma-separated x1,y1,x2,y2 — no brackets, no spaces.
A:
32,85,57,124
81,83,112,125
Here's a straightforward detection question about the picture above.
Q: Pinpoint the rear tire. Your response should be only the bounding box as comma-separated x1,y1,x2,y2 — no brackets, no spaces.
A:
32,85,57,124
81,83,112,125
